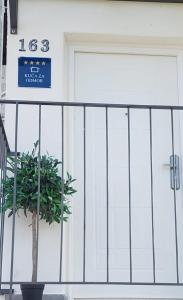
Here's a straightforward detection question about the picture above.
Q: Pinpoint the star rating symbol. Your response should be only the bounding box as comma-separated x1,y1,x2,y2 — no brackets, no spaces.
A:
22,59,47,66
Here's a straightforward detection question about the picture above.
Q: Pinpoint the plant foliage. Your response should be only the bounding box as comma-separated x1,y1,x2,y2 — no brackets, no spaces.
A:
3,141,76,224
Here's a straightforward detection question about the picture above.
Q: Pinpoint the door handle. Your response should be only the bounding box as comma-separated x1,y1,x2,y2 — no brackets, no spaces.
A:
170,155,180,190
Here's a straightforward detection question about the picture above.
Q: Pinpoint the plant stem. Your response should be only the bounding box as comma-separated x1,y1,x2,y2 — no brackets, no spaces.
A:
32,210,37,283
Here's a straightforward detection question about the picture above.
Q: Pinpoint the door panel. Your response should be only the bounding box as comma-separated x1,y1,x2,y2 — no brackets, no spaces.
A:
74,52,178,105
69,50,183,297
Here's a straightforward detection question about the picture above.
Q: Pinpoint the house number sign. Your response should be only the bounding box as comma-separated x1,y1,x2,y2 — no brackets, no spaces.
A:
19,39,50,52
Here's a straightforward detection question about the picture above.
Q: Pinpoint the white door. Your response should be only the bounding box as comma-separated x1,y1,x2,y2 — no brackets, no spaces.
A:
67,48,183,299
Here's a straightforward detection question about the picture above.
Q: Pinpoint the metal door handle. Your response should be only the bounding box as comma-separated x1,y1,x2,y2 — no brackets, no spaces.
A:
170,155,180,190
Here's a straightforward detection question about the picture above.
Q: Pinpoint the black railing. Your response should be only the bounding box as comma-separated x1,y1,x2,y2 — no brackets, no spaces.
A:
1,100,183,289
0,111,10,293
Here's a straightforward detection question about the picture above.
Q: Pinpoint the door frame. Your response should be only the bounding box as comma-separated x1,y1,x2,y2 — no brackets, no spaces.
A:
65,41,183,300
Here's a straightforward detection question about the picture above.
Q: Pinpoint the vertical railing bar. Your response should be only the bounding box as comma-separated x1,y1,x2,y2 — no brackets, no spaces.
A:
0,129,3,201
83,106,86,282
0,135,4,289
106,107,109,283
59,105,64,282
35,104,42,282
0,144,7,287
9,102,19,295
171,109,179,284
149,109,156,283
127,107,132,283
0,130,4,286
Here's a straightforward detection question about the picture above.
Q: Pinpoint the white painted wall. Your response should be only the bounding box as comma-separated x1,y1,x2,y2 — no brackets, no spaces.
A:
5,0,183,101
0,0,3,97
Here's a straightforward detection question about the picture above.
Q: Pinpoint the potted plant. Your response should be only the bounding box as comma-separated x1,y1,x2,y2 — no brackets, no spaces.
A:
3,141,76,300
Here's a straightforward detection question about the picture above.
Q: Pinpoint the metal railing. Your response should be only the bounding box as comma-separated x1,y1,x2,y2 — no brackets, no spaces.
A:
1,100,183,289
0,110,10,292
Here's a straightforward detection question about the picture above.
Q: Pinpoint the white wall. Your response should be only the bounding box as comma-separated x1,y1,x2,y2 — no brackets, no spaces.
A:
0,0,3,97
5,0,183,101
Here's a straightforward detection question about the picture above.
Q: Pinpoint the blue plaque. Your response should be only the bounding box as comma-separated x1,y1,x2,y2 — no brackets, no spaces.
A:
18,57,51,88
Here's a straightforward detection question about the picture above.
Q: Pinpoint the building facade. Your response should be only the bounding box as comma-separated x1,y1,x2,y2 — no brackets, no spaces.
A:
2,1,183,300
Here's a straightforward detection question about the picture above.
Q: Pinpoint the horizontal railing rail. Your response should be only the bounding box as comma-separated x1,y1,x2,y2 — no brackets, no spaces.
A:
2,99,183,110
1,100,183,290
